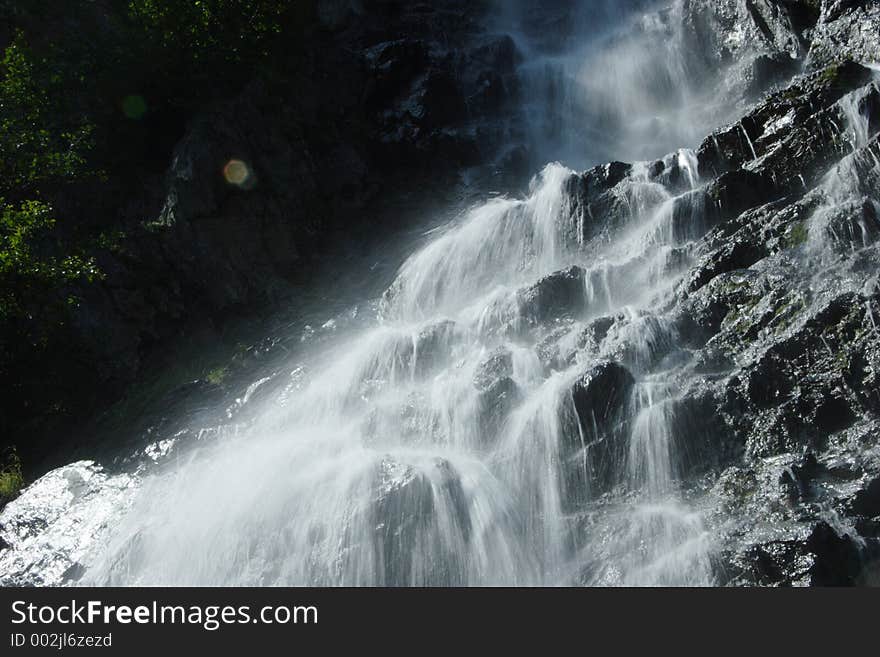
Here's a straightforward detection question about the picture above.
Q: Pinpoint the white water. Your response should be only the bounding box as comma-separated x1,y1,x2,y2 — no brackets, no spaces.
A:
7,0,798,587
807,81,880,254
67,150,717,585
500,0,766,168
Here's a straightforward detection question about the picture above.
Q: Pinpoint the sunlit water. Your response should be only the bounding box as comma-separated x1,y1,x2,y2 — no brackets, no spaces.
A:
497,0,773,168
63,151,716,586
3,2,878,587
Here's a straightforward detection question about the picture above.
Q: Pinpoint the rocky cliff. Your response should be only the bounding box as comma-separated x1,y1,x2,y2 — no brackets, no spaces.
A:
531,0,880,584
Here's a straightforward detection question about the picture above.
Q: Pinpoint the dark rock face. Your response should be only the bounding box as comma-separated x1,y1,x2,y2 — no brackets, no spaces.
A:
808,1,880,69
696,60,876,180
517,266,587,326
2,0,528,468
520,1,880,585
564,163,633,243
561,362,635,508
806,521,865,586
473,348,514,390
365,319,458,384
577,316,616,356
472,348,520,441
670,55,880,584
668,0,816,123
570,362,635,440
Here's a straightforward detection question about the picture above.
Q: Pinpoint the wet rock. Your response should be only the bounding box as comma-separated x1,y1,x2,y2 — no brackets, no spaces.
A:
576,316,615,355
602,313,680,373
0,462,136,586
473,348,513,389
645,153,700,194
562,361,636,505
807,520,864,586
61,561,86,583
746,53,802,97
779,452,822,503
372,458,435,586
564,164,632,243
582,162,632,194
686,198,810,293
413,320,457,376
8,0,880,589
816,197,880,252
739,540,813,586
476,377,520,440
371,457,470,586
517,266,587,326
688,237,769,295
549,2,880,586
711,290,875,458
851,476,880,519
696,61,876,176
681,0,804,69
646,190,709,247
705,170,775,224
473,348,520,439
671,382,740,474
679,270,764,341
807,1,880,69
534,325,576,372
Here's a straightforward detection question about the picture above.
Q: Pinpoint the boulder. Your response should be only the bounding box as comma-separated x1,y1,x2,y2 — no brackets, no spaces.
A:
561,361,635,507
517,266,587,326
807,521,864,586
412,320,457,377
370,457,470,586
472,348,520,440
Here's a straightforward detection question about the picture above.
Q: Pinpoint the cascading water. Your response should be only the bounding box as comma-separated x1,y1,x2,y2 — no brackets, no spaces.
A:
807,82,880,254
51,146,715,586
499,0,771,169
5,0,844,587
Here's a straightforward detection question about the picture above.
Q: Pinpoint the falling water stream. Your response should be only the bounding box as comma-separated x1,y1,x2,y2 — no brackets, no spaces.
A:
65,144,715,585
4,0,841,587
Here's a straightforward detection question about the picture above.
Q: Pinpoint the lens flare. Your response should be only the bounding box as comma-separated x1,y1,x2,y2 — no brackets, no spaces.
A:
121,95,148,120
223,159,252,187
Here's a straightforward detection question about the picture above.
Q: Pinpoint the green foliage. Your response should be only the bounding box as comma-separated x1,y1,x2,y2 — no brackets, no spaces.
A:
128,0,288,64
0,1,316,453
819,63,842,85
0,1,309,332
0,447,24,504
0,199,100,323
0,0,309,197
205,365,230,385
0,31,96,198
785,220,809,248
118,1,311,125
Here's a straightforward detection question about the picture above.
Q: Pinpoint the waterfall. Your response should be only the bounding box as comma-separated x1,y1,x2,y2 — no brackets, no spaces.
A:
58,143,716,586
807,81,880,254
4,0,786,587
501,0,750,169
